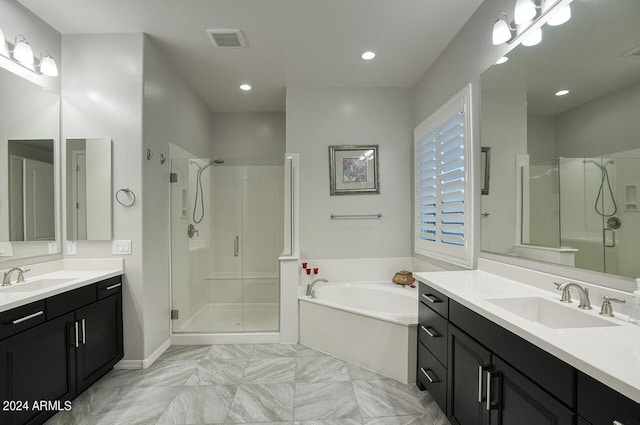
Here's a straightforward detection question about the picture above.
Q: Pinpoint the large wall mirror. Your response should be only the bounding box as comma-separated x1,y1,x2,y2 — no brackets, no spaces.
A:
480,0,640,279
0,67,60,260
66,138,112,240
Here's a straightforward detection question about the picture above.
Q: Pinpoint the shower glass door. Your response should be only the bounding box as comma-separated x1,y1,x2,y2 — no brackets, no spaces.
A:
170,158,283,333
559,157,640,278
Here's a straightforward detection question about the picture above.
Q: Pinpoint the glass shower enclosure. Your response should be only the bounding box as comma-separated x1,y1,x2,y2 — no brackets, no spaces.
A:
170,158,283,333
522,156,640,278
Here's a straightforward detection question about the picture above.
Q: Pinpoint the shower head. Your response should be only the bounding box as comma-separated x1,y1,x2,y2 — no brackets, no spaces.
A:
191,158,224,171
583,159,615,170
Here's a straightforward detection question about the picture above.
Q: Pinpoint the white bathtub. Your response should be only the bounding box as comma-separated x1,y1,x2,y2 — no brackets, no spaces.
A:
299,281,418,384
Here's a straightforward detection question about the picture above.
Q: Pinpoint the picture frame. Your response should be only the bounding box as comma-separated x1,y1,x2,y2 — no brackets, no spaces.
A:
328,145,379,196
481,146,491,195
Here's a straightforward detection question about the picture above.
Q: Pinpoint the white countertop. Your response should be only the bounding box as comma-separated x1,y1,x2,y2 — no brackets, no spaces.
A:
0,259,124,313
414,270,640,404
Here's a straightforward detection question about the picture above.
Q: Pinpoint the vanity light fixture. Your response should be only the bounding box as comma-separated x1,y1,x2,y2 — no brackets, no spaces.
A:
0,29,59,77
492,0,572,46
239,84,252,91
522,27,542,46
361,51,376,61
12,35,34,65
547,4,571,26
495,56,509,65
514,0,538,25
38,53,58,77
555,89,570,96
492,13,514,45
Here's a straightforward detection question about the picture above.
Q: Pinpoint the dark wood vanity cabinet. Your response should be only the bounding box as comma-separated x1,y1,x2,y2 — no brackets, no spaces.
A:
417,282,449,410
417,280,639,425
0,275,123,425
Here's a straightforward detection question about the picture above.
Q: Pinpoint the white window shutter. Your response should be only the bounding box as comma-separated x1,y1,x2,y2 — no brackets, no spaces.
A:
414,85,473,268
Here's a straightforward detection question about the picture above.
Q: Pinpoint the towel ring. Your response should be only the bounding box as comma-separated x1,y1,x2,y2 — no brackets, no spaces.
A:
115,187,136,207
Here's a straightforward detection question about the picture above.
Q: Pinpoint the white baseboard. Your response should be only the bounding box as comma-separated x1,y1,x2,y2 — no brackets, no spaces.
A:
114,339,172,370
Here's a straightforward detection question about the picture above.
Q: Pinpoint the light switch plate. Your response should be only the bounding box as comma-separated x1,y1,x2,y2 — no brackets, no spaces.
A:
112,240,132,255
66,240,77,256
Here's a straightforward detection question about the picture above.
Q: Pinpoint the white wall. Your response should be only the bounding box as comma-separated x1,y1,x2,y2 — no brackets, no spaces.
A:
0,0,61,266
286,87,413,259
62,33,145,361
0,0,61,93
211,112,285,164
412,0,636,288
62,33,216,362
141,35,214,359
479,87,527,255
555,82,640,158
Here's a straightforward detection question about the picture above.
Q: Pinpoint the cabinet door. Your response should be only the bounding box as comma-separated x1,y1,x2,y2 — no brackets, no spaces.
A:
448,326,491,425
75,293,123,393
0,313,76,425
491,356,574,425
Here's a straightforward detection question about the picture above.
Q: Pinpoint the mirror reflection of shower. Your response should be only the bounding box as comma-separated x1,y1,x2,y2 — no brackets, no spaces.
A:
584,159,618,217
191,159,224,224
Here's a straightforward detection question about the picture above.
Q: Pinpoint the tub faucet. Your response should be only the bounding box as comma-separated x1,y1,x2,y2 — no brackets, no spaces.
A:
2,267,30,287
306,278,328,298
555,281,592,310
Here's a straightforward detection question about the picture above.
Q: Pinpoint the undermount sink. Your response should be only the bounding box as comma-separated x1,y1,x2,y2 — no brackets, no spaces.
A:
0,278,77,293
487,296,620,329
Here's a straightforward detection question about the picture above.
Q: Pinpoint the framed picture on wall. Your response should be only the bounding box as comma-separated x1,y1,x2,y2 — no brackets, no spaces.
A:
328,145,379,195
481,146,491,195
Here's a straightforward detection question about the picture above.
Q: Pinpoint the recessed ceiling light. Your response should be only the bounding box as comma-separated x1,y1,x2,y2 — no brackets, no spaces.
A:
361,51,376,61
495,56,509,65
555,89,570,96
239,84,252,91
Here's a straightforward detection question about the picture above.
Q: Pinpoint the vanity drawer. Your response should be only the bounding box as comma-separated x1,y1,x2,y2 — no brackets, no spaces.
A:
418,303,448,366
97,276,123,300
418,341,447,411
418,281,449,318
577,372,640,425
46,284,96,320
0,300,46,341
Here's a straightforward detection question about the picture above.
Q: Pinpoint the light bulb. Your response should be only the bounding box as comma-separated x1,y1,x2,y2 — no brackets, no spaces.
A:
12,36,34,65
522,27,542,46
361,51,376,61
555,89,570,96
239,84,252,91
514,0,537,25
547,5,571,26
492,15,513,45
495,56,509,65
39,54,58,76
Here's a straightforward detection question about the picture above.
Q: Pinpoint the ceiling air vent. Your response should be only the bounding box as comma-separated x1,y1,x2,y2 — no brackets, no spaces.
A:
621,45,640,58
206,29,247,48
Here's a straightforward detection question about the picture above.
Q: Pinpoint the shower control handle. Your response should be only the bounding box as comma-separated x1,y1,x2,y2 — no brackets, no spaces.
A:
234,236,239,257
603,228,616,248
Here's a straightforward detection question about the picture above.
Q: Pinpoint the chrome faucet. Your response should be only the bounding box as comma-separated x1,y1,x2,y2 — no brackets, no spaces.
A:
306,278,328,298
555,281,592,310
1,267,30,287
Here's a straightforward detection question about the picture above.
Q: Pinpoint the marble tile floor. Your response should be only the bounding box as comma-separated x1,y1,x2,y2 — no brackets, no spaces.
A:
45,344,450,425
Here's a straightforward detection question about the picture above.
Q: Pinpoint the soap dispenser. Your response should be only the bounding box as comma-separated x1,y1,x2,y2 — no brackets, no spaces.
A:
629,278,640,325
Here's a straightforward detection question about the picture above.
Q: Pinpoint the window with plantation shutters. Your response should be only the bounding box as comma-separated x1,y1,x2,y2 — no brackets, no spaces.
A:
414,85,473,268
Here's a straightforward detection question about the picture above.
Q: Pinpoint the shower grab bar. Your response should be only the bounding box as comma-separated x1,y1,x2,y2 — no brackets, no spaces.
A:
234,236,239,257
330,214,382,220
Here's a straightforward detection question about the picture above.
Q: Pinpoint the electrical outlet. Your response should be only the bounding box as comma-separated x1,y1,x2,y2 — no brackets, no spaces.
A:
66,240,77,256
112,240,132,255
0,242,12,257
48,241,58,254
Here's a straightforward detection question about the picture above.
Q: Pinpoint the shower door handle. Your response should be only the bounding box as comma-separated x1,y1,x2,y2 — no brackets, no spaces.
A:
234,236,239,257
603,228,616,247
